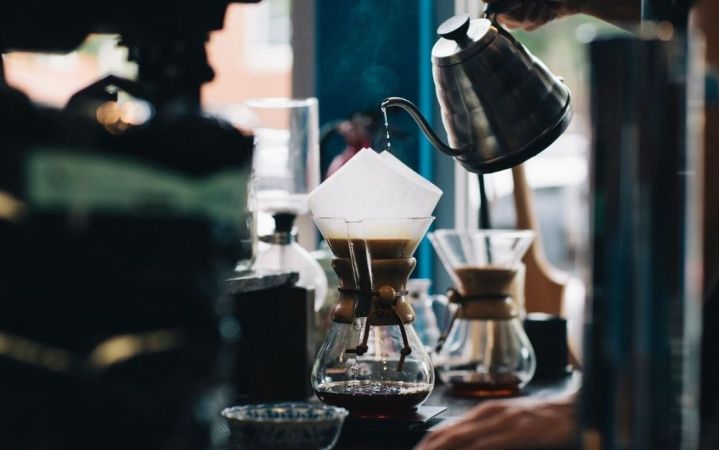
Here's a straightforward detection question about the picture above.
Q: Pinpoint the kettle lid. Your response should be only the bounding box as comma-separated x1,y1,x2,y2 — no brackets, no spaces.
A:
432,14,497,67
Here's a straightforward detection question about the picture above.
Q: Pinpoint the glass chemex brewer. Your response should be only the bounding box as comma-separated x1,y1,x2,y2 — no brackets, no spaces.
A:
312,217,435,414
307,149,442,415
430,229,537,397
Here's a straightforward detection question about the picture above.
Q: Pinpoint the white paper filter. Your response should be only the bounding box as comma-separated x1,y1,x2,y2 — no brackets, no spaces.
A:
308,148,442,222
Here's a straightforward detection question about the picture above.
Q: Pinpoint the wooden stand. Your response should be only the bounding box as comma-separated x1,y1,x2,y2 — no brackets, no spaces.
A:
512,164,584,365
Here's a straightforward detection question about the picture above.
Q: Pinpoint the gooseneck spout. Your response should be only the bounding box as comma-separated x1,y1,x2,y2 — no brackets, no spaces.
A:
381,97,469,157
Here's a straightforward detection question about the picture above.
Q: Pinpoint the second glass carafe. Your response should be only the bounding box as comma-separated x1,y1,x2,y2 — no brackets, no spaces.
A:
430,229,537,397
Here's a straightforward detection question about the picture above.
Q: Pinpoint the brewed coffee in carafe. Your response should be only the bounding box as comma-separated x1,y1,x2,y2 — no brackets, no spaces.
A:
430,230,537,397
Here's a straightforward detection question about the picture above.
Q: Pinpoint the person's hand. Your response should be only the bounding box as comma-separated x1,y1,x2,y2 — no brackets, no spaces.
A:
414,393,577,450
484,0,579,31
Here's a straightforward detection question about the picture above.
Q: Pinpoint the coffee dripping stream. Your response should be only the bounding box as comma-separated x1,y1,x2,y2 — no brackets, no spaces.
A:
381,106,392,151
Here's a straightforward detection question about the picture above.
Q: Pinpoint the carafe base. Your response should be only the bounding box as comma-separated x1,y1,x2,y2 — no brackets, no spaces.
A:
441,371,523,398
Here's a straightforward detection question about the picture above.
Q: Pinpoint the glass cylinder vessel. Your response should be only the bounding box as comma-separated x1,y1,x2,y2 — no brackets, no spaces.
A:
245,97,320,215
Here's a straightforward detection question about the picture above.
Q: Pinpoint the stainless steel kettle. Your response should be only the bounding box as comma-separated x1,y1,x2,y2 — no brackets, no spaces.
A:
382,13,572,174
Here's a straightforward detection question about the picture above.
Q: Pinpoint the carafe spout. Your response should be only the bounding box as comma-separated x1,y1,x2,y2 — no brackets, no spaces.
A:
381,97,468,157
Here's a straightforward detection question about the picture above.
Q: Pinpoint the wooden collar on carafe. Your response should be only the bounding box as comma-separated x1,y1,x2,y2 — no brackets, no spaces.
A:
330,257,416,324
330,257,417,372
438,266,520,352
447,265,520,319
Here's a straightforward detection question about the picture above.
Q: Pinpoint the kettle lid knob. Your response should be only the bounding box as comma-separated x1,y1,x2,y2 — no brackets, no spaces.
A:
437,14,471,43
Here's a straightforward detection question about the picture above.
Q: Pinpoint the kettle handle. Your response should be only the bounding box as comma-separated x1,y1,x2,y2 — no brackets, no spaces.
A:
482,3,526,51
